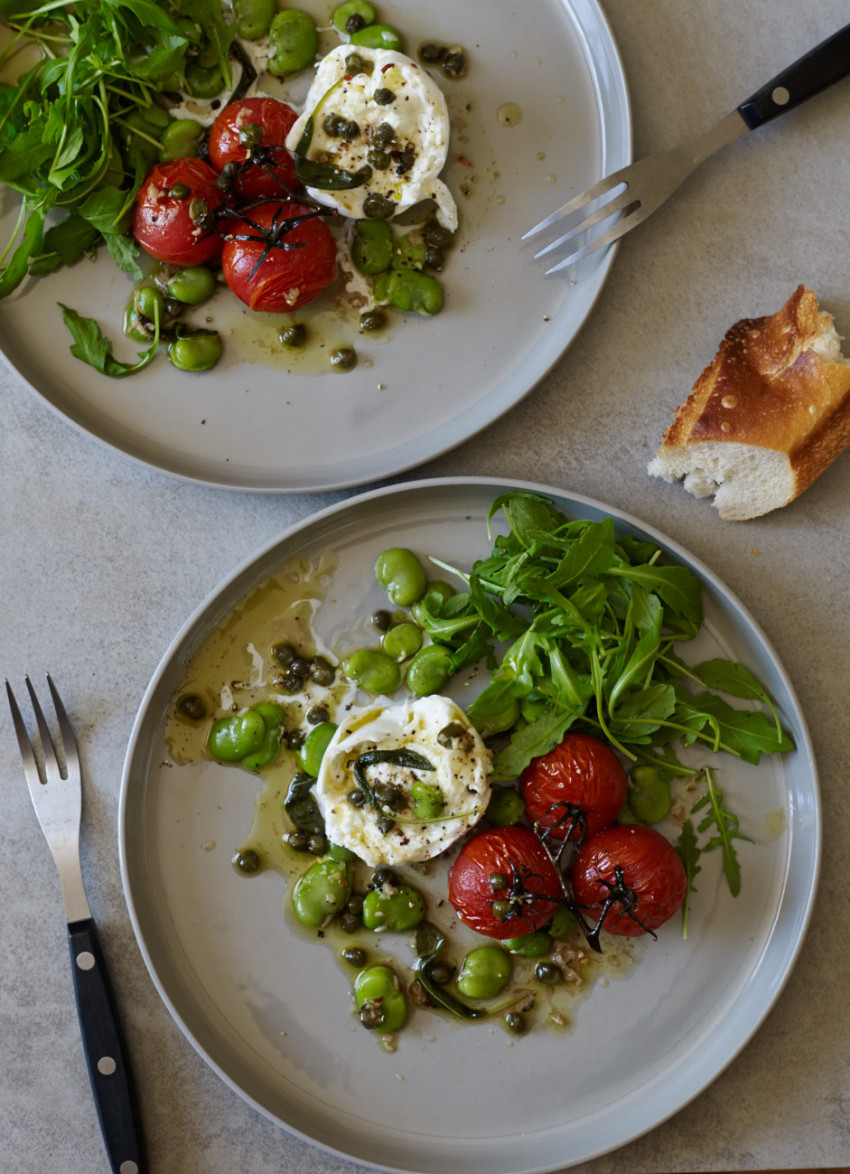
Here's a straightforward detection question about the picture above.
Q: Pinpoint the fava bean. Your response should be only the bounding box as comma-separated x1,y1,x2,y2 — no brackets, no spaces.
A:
299,721,338,777
406,644,452,697
350,23,403,51
160,117,203,161
342,648,401,695
167,266,216,305
503,929,552,957
410,778,444,820
332,0,376,34
628,765,671,824
362,883,425,932
291,857,352,927
457,946,511,999
133,284,164,324
351,218,393,275
184,60,225,99
471,697,519,738
374,547,426,606
373,268,443,315
234,0,276,39
208,710,266,761
267,9,318,77
485,786,524,827
354,965,407,1032
168,330,223,372
382,622,422,662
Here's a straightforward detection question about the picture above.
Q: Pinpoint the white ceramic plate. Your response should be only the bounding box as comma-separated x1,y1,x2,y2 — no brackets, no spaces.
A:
120,477,820,1174
0,0,629,492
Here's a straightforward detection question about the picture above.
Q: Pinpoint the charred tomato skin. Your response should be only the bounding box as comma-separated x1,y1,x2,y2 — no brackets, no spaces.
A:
208,96,300,201
520,731,627,842
220,202,337,313
571,824,687,937
448,825,562,940
133,157,225,266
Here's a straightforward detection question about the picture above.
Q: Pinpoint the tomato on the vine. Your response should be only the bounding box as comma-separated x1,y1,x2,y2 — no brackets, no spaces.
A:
132,157,225,266
571,824,687,937
220,201,337,313
520,731,627,843
448,825,562,940
208,97,300,201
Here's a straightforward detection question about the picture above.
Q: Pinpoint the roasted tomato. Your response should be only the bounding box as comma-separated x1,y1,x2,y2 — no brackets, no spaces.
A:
132,157,225,266
520,732,627,843
571,824,687,937
208,97,300,201
448,826,562,940
220,201,337,313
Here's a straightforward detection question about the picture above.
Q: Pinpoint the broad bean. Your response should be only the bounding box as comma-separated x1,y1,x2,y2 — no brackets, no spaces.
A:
184,61,225,99
410,778,444,820
267,9,318,77
406,644,452,697
167,266,216,305
374,269,443,315
548,906,577,938
160,118,203,161
374,547,426,606
234,0,276,39
354,965,407,1032
382,622,422,661
332,1,376,34
299,721,338,777
168,330,223,372
208,710,266,761
291,857,352,927
350,23,402,51
342,648,401,695
503,929,552,957
241,702,285,771
351,219,393,275
628,765,671,824
457,946,511,999
362,883,425,932
485,786,524,827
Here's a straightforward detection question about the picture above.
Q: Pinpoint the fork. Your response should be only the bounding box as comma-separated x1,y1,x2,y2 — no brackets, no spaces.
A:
7,676,147,1174
524,21,850,274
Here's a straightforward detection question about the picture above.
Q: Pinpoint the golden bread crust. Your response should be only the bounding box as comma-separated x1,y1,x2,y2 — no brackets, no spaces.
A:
661,286,850,477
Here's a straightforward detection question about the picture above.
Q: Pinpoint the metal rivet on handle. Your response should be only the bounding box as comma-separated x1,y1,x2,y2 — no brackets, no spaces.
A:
119,1163,139,1174
75,951,95,971
97,1056,117,1076
771,85,790,105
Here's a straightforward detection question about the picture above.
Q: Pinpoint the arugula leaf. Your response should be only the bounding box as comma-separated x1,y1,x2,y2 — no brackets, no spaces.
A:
60,301,159,377
691,767,752,897
676,820,702,939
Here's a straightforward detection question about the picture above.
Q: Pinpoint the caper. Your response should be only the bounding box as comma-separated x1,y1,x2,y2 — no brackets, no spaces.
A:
360,309,386,331
346,893,364,916
345,13,366,33
371,609,392,630
394,149,416,175
280,323,307,348
491,899,513,921
307,834,327,856
307,704,330,725
437,721,466,746
366,148,391,170
287,831,310,852
362,192,395,219
339,909,361,933
423,220,453,248
345,52,372,75
373,87,395,105
329,346,357,370
188,196,212,228
341,946,367,967
370,867,398,889
377,815,395,834
533,962,563,986
169,182,190,199
489,872,508,891
442,50,467,79
419,42,447,62
428,962,455,986
504,1011,527,1036
286,729,305,750
289,656,311,678
310,657,336,685
370,122,395,148
359,1000,385,1029
425,246,444,270
177,693,207,720
347,788,367,807
233,849,261,874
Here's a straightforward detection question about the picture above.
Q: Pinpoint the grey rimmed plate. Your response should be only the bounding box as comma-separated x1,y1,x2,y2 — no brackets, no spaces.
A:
120,476,820,1174
0,0,629,492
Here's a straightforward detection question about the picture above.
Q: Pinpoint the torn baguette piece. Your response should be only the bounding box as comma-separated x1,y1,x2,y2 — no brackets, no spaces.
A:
648,285,850,520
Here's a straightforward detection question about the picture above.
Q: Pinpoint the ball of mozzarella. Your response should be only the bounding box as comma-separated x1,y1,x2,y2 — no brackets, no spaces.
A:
285,44,457,230
315,695,491,867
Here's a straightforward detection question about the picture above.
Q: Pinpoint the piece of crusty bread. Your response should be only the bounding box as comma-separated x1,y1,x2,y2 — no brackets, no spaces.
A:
648,285,850,520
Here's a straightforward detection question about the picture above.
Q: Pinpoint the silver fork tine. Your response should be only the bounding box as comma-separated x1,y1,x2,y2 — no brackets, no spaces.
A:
25,674,65,782
521,167,631,240
531,187,638,260
6,680,41,792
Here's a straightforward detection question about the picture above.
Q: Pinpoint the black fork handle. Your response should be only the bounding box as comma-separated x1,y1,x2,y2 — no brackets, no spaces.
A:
68,919,148,1173
737,21,850,128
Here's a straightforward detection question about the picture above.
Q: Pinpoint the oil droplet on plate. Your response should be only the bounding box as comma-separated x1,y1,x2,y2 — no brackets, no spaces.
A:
497,102,523,127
